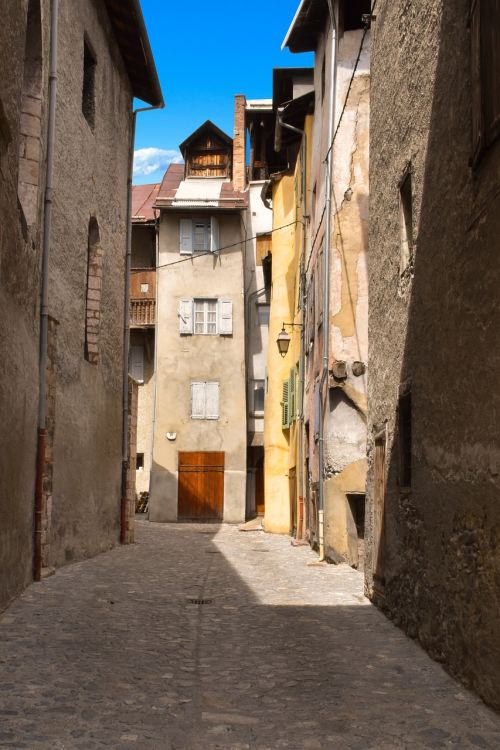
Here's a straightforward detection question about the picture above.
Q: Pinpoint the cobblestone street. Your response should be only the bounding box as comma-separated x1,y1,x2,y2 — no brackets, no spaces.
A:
1,521,500,749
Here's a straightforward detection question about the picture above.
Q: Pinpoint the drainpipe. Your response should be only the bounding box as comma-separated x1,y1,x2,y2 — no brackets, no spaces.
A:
318,0,338,562
34,0,59,582
147,211,160,513
121,101,164,543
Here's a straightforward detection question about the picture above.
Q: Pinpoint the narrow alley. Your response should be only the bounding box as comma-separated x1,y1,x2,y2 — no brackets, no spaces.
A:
1,522,499,750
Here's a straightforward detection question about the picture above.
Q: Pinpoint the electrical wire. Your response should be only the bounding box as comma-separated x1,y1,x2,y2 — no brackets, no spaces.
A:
156,219,302,270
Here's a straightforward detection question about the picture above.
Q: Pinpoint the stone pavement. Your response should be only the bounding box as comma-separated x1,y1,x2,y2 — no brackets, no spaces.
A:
1,522,500,749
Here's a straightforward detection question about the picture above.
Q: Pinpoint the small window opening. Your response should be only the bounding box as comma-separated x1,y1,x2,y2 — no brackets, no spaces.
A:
82,39,96,130
398,391,412,489
399,171,413,274
136,453,144,470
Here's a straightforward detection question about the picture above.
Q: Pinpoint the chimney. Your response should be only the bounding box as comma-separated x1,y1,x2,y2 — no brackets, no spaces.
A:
232,94,246,192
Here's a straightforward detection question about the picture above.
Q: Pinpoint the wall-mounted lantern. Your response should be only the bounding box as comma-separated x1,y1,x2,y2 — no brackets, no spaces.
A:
276,322,302,358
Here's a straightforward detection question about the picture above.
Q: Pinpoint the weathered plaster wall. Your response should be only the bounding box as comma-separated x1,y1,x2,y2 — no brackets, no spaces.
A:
46,0,132,567
149,211,247,523
366,0,500,712
0,0,44,611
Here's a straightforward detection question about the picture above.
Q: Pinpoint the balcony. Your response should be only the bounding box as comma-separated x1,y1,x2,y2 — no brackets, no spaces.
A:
130,269,156,327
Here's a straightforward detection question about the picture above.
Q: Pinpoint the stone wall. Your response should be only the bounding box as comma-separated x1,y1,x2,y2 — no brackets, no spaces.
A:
366,0,500,712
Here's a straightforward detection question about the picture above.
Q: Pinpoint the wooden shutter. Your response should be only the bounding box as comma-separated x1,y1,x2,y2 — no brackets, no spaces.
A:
219,299,233,335
256,234,272,266
281,379,289,429
180,219,193,255
210,216,220,254
482,0,500,147
205,382,220,419
179,298,193,334
191,382,205,419
289,368,296,423
129,345,144,383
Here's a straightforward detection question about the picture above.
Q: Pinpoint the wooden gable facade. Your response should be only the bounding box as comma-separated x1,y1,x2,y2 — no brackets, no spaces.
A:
180,120,233,179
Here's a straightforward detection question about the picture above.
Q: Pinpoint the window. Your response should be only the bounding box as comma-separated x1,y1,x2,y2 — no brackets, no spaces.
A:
178,298,233,335
191,381,219,420
194,299,218,334
398,391,412,489
257,304,270,326
84,217,103,364
129,345,144,383
399,169,413,274
471,0,500,162
136,453,144,470
281,380,290,429
82,39,96,130
179,217,219,255
251,379,265,414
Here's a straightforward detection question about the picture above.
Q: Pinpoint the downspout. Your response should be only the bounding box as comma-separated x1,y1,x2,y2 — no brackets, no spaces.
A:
318,0,338,561
147,211,160,512
34,0,59,582
121,101,164,543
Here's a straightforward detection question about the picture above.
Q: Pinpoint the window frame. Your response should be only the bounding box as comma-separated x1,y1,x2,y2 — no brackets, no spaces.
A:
193,298,218,335
250,378,266,416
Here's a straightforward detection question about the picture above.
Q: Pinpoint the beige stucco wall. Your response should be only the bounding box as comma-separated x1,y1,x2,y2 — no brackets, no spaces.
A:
149,210,247,523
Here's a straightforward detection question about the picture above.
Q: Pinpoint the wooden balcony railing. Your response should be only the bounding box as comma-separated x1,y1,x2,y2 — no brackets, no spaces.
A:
130,298,155,326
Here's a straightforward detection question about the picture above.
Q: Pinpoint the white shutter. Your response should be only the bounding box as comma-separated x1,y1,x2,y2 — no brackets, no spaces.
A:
178,298,193,334
205,382,220,420
191,382,206,419
129,345,144,384
210,216,219,254
179,219,193,255
219,299,233,335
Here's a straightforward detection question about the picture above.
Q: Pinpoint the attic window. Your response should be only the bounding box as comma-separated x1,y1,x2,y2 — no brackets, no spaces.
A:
82,39,96,130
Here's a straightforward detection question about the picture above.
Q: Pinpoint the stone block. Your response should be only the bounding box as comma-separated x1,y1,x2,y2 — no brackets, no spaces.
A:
20,112,41,138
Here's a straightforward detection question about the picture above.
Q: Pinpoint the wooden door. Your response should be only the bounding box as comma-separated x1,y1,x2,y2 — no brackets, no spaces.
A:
373,433,386,597
178,452,224,520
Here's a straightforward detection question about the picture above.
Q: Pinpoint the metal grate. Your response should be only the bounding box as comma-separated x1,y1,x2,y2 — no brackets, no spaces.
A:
188,598,213,605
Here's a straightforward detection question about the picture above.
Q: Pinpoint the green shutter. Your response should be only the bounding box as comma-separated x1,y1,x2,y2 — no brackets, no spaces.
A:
289,368,296,423
281,380,289,429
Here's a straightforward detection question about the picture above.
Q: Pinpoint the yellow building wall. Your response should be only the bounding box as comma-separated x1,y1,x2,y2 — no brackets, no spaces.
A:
264,114,313,534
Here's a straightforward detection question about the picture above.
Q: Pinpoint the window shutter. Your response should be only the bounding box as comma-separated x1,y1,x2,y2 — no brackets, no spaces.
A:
180,219,193,255
289,368,296,423
129,345,144,383
219,299,233,335
281,379,289,429
179,298,193,334
471,0,483,161
210,216,220,254
205,382,220,419
191,382,205,419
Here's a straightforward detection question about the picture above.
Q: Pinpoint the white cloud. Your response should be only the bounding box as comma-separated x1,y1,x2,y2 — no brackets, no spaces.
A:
133,147,183,178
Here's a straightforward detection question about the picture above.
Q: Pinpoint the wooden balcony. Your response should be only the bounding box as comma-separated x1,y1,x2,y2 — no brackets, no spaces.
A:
130,298,155,327
130,269,156,327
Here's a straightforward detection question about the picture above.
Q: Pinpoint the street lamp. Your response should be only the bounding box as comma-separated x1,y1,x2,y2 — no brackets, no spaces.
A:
276,322,302,358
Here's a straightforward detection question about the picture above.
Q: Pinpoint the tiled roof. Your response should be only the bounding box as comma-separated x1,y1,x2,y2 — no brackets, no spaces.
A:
132,183,160,222
155,164,247,210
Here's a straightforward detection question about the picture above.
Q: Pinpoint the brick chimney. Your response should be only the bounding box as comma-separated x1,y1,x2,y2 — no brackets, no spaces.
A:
232,94,246,192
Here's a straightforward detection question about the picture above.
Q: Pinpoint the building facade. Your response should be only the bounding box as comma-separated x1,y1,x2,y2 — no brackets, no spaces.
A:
148,118,248,523
365,0,500,712
0,0,161,611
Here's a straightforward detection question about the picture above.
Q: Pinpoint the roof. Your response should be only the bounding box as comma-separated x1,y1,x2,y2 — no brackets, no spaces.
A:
103,0,163,106
178,120,233,157
155,164,247,211
281,0,329,53
132,183,160,222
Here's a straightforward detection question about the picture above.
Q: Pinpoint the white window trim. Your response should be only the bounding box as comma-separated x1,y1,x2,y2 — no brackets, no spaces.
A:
194,298,218,335
191,381,220,420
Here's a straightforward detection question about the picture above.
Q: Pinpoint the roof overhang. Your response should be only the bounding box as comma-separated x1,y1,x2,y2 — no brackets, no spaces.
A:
103,0,163,106
281,0,329,53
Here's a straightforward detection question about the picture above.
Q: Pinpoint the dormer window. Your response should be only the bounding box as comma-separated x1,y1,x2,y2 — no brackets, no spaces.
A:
179,120,233,179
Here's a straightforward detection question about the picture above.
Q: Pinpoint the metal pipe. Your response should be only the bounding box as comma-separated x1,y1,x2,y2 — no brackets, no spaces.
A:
318,0,338,562
34,0,59,582
147,212,160,511
121,101,164,541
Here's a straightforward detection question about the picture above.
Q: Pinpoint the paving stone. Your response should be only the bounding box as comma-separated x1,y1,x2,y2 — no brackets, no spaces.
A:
0,521,499,748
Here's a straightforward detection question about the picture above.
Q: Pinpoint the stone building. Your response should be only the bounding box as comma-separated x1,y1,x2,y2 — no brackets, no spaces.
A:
365,0,500,712
148,115,248,523
0,0,161,611
283,0,371,565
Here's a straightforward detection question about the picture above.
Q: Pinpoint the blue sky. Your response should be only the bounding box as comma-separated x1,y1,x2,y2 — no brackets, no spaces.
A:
133,0,313,185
